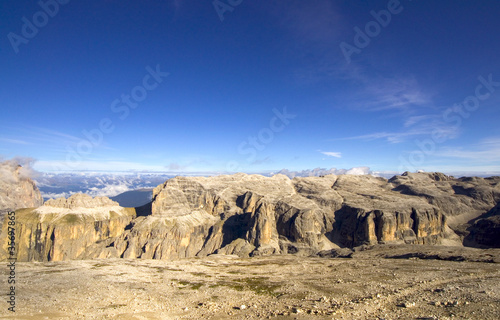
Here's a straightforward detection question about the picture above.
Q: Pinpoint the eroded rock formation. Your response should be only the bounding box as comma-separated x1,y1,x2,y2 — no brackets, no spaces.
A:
2,172,499,261
0,161,43,212
0,194,135,261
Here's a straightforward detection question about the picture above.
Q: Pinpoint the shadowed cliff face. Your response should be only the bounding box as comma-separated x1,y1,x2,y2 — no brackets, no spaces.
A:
2,172,500,261
464,202,500,248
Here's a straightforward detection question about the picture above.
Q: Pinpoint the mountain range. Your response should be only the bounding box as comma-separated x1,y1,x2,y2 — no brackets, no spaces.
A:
1,165,499,262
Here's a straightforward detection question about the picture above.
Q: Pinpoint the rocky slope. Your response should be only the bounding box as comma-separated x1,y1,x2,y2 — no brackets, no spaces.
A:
464,202,500,248
1,172,499,261
0,160,43,235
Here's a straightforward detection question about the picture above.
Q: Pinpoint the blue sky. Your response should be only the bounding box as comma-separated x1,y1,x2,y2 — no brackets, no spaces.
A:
1,0,500,175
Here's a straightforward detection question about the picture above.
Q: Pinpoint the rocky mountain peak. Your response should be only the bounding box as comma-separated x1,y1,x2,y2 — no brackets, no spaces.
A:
2,172,499,262
44,193,119,209
0,159,43,212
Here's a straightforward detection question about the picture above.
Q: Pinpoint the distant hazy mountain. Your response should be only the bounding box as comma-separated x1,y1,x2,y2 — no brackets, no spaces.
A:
110,188,153,207
36,172,173,200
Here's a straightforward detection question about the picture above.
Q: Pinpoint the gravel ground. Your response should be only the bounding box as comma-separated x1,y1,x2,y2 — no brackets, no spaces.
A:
1,245,499,320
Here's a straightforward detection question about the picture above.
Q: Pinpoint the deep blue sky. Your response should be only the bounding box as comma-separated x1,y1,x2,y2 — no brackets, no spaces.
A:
1,0,500,174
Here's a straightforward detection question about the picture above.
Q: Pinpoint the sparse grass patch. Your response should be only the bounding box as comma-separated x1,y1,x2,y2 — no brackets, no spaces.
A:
92,263,111,268
238,277,281,296
191,272,211,277
101,303,127,309
174,279,204,290
209,277,281,296
62,214,80,224
150,266,184,272
37,268,77,275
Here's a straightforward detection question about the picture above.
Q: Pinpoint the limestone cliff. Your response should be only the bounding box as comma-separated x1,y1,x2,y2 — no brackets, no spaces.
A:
0,194,135,261
2,172,499,261
84,173,488,259
389,172,500,224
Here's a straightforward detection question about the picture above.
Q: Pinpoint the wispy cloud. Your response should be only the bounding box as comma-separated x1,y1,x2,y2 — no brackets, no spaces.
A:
436,137,500,162
404,115,438,127
0,157,39,183
366,81,430,111
337,112,459,144
35,160,167,172
345,71,433,113
23,126,82,145
7,125,117,156
277,166,371,178
269,0,343,44
320,151,342,158
0,137,30,145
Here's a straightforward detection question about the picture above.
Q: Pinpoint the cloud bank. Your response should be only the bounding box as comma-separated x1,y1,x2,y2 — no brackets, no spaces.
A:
276,166,372,178
0,157,40,183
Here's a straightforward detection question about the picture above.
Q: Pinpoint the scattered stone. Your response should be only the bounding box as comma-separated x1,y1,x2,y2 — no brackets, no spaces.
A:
291,307,303,314
402,302,416,308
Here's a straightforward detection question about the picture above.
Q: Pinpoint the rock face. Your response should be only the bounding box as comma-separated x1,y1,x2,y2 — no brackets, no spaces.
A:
464,202,500,248
2,172,500,261
0,194,135,261
43,194,119,209
389,173,499,223
0,161,43,212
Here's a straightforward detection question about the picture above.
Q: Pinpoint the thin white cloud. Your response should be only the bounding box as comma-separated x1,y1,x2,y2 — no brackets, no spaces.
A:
345,167,370,175
24,126,81,144
336,114,460,144
436,137,500,162
40,183,131,199
0,138,30,145
41,191,77,200
277,166,372,178
335,131,418,144
404,114,439,128
0,157,40,184
10,125,117,155
320,151,342,158
87,183,131,198
35,160,168,172
355,74,432,112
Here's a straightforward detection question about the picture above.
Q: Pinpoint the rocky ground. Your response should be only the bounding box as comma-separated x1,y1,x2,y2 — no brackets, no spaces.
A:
1,245,499,320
